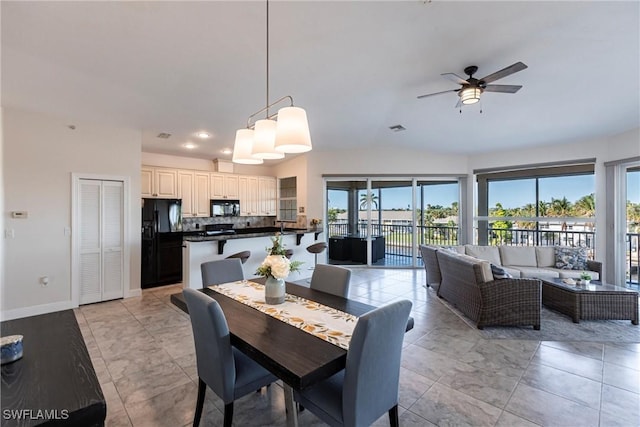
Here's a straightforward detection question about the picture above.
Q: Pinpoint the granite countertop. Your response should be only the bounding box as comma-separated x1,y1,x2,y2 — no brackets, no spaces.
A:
183,227,321,242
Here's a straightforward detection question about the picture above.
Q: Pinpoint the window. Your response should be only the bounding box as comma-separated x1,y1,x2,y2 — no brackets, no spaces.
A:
476,163,595,253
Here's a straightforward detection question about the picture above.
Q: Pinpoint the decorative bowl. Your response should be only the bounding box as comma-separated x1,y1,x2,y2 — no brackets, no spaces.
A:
1,335,24,364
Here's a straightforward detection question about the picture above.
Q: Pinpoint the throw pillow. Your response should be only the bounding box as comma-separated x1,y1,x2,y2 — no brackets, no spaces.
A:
554,247,587,270
491,263,513,280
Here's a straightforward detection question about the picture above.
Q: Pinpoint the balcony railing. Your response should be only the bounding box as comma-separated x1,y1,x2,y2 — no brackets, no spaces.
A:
326,221,638,286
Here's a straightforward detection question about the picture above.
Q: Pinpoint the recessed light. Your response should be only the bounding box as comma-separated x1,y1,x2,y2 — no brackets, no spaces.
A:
183,142,197,149
196,132,211,139
221,148,233,155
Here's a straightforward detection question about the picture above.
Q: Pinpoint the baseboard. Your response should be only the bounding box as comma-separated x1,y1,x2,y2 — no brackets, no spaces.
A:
1,300,75,321
125,288,142,298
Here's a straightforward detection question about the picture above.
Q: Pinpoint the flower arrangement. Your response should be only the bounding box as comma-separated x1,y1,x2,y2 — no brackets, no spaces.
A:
256,236,303,280
310,218,322,226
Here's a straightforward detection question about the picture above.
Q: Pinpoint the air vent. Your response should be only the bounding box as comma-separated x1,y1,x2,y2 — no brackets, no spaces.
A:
389,125,406,132
157,132,172,139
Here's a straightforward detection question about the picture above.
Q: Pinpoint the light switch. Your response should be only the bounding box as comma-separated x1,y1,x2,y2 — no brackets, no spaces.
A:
5,229,15,239
64,227,71,237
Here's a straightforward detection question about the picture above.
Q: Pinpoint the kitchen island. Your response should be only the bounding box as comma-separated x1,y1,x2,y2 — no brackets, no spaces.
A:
183,228,322,289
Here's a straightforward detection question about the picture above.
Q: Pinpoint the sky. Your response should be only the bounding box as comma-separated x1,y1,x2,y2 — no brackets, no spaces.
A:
327,171,640,210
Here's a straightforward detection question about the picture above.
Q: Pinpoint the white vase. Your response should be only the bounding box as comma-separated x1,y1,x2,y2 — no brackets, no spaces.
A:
265,276,285,305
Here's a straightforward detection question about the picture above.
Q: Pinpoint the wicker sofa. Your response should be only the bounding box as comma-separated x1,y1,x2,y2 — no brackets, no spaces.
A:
435,249,541,330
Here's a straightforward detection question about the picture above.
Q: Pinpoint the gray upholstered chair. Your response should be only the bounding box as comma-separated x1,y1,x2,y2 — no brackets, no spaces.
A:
225,250,251,264
294,299,412,427
201,259,244,287
310,264,351,298
183,288,277,427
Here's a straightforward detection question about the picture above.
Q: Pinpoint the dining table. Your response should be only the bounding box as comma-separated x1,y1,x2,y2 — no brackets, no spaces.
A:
171,278,414,427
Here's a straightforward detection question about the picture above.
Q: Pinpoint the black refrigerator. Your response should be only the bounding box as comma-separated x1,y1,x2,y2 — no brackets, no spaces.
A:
141,198,183,288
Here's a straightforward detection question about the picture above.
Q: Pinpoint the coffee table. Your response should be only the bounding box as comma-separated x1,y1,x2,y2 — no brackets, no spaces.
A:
540,278,638,325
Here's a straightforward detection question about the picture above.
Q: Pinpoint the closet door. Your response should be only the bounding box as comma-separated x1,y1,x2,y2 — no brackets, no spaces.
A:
79,179,124,304
79,180,102,304
101,181,124,301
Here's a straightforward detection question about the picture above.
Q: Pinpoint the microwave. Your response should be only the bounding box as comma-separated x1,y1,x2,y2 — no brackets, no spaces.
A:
211,199,240,217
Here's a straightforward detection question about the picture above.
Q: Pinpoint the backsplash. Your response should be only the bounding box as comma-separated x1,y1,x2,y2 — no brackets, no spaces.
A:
182,216,275,232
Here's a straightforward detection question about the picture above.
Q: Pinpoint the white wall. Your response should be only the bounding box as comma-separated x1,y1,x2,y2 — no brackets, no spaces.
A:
304,147,469,225
2,108,142,318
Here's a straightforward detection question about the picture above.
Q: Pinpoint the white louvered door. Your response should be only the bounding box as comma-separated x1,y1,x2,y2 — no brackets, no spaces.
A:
79,179,124,304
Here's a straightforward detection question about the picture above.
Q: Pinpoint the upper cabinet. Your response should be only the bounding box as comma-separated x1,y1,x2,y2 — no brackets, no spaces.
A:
141,167,178,198
142,165,276,217
210,173,239,199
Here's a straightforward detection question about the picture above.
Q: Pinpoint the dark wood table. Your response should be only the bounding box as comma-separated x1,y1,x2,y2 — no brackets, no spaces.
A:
541,278,639,324
171,279,413,426
1,310,106,427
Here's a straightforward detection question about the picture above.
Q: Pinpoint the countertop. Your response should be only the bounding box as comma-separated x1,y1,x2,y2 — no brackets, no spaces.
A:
183,227,321,242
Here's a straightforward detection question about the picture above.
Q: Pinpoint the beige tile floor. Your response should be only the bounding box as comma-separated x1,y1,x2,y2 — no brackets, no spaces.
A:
75,268,640,427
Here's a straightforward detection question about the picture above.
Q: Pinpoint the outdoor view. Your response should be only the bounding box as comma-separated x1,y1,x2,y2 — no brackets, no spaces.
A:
325,170,639,285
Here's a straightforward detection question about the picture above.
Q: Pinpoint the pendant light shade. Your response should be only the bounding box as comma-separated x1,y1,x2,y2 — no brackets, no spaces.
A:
251,119,284,159
274,106,312,153
232,129,263,164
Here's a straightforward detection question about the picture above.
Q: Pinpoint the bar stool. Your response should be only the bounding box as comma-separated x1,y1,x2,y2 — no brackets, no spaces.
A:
284,249,294,260
306,242,328,269
226,250,251,264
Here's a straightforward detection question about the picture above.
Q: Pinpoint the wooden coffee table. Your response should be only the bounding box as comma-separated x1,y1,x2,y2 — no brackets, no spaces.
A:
541,278,638,325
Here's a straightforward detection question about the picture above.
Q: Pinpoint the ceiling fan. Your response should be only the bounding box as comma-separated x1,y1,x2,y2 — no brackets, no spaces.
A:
417,61,528,108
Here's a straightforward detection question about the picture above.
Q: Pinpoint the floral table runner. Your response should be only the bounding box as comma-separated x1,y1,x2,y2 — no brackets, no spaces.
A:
209,280,358,350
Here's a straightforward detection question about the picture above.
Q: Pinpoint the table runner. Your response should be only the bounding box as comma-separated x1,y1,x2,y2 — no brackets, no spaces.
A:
210,281,358,350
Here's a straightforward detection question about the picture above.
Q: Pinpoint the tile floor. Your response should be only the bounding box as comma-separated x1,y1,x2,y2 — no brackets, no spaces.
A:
75,268,640,427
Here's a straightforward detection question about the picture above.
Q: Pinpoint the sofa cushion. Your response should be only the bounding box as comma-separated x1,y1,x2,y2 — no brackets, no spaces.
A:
490,264,513,280
440,245,465,255
499,246,537,267
554,247,588,270
547,268,600,281
453,253,494,283
502,266,523,278
465,245,502,266
535,246,556,267
510,266,560,280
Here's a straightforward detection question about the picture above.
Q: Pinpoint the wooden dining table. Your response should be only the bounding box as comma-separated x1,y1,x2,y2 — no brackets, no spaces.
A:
171,278,414,427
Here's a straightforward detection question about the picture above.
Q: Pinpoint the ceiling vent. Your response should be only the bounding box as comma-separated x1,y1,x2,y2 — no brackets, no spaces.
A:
389,125,406,132
156,132,172,139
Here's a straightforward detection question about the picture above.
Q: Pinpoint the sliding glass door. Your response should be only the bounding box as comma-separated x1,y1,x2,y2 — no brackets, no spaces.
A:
325,177,460,268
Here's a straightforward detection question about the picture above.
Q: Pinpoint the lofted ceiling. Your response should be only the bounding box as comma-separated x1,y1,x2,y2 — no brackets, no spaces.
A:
2,1,639,162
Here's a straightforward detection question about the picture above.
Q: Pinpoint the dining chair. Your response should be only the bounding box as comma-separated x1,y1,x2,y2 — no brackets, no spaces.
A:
183,288,277,427
293,299,412,427
201,259,244,287
309,264,351,298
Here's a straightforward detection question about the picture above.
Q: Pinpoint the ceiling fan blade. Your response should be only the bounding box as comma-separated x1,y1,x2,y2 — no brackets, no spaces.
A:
441,73,469,85
479,61,527,84
417,89,459,99
483,84,523,93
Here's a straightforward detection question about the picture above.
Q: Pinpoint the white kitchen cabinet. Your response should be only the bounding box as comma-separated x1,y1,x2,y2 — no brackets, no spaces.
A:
141,166,178,198
239,175,260,216
210,173,240,200
194,172,211,217
259,176,277,216
178,170,211,217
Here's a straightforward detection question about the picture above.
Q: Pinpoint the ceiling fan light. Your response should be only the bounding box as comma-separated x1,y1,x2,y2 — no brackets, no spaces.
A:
274,106,312,153
232,129,263,164
460,87,482,105
252,119,284,159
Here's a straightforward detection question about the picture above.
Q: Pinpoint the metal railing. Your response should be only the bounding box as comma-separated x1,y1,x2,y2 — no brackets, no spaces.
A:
326,221,639,287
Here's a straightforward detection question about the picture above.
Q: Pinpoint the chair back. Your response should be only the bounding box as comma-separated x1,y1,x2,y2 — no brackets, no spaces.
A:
201,258,244,287
310,264,351,297
342,299,412,427
182,288,236,402
419,245,442,287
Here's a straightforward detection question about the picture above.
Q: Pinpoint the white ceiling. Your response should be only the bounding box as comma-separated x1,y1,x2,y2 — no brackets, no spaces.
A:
2,1,639,162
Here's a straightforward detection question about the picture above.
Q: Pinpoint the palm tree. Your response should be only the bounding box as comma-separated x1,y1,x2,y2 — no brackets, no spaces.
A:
359,192,378,210
549,197,573,231
575,193,596,231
